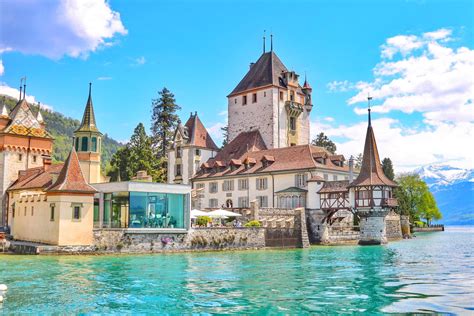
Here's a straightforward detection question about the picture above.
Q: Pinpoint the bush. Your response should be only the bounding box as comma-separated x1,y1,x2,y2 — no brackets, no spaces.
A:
196,216,211,227
414,220,426,227
244,220,261,227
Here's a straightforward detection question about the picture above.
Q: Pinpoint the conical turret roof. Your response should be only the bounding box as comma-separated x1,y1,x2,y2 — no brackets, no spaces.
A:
350,110,397,187
75,83,100,133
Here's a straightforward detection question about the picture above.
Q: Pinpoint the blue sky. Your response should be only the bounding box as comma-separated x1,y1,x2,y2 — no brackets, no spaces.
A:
0,0,473,171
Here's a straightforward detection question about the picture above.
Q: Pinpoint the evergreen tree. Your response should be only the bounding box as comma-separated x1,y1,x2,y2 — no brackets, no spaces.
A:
311,132,337,154
108,123,166,182
150,88,181,158
221,125,229,148
382,157,395,180
355,153,363,169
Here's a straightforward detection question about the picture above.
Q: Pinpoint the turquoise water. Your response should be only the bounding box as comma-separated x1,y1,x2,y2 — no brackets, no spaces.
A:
0,227,473,314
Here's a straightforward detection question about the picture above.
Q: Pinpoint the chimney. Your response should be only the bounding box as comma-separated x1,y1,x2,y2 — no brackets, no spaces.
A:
349,155,354,183
42,155,52,171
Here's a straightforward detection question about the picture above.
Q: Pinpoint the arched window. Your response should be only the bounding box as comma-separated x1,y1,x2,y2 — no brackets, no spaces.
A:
81,136,88,151
91,137,97,152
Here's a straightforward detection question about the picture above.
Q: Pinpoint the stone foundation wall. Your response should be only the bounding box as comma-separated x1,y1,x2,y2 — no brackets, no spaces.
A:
93,228,265,253
386,212,402,240
359,215,388,245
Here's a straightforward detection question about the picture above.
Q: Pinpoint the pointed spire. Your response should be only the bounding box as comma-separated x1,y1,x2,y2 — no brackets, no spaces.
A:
19,85,22,100
270,33,273,51
47,147,97,193
75,82,100,133
1,97,9,118
367,94,372,127
23,84,26,100
36,104,44,124
263,30,266,53
303,72,312,90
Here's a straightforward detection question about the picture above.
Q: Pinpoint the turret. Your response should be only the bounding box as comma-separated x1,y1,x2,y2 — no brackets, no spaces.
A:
73,83,103,184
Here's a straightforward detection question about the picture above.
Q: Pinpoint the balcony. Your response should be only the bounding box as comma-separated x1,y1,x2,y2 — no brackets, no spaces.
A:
285,101,304,117
381,198,398,207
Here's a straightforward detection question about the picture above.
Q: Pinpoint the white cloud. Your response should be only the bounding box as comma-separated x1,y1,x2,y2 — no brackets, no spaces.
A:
0,60,4,76
0,0,127,59
327,80,353,92
315,117,474,172
97,76,112,80
0,83,53,110
324,116,334,122
323,28,474,171
133,56,146,66
208,121,226,144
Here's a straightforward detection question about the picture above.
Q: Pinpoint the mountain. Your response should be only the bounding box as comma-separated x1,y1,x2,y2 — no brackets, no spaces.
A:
1,95,122,170
415,164,474,225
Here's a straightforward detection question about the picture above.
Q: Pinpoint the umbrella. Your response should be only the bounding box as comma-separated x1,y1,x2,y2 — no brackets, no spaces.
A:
191,209,208,218
207,209,242,218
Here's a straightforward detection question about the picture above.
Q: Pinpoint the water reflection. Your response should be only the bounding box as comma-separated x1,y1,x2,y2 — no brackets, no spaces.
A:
0,228,473,314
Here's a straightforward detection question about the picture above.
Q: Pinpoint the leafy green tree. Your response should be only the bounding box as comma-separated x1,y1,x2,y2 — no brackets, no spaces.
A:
221,125,229,148
108,123,166,182
150,88,181,158
355,153,363,169
394,173,441,225
311,132,337,154
382,157,395,180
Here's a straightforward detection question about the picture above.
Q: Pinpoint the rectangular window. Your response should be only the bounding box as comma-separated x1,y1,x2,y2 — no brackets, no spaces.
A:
323,174,329,180
50,204,55,221
256,178,268,190
295,173,307,188
257,196,268,207
333,175,338,181
31,206,34,216
73,206,81,220
238,196,249,208
196,183,205,190
195,149,201,156
91,137,98,152
279,91,284,100
209,198,218,208
18,154,23,162
176,164,182,176
176,146,182,158
24,207,26,216
264,91,266,97
357,191,370,199
252,93,257,103
290,90,295,101
222,180,234,191
238,179,248,190
290,117,296,131
209,182,218,193
33,155,37,163
242,95,247,105
234,98,237,104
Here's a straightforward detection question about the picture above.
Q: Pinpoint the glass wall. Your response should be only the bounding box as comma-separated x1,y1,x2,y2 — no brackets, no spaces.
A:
101,191,188,229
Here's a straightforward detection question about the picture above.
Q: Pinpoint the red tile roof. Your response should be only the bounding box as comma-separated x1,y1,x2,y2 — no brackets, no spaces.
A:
318,180,350,193
212,130,267,163
350,112,397,187
47,148,97,193
8,164,64,191
184,113,219,150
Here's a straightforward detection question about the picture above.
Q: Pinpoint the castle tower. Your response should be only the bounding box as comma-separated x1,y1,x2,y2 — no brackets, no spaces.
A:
168,112,219,185
227,50,313,149
73,83,103,184
0,93,53,226
350,106,398,245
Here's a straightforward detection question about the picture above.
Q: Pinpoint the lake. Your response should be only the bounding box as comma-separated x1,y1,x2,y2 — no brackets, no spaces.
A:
0,227,473,314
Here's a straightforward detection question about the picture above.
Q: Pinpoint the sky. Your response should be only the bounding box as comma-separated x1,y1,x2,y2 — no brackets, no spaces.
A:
0,0,473,172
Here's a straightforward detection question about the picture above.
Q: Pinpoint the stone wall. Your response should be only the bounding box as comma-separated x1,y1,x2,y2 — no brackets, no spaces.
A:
386,211,402,240
93,227,265,253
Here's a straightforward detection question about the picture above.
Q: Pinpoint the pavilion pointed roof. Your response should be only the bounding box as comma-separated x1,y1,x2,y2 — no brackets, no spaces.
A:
184,112,219,150
47,147,97,193
75,83,100,133
350,110,397,187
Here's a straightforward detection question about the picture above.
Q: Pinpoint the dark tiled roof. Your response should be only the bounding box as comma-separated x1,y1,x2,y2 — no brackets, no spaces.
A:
318,180,350,193
350,113,398,187
275,186,308,193
307,175,325,182
76,84,100,133
47,148,97,193
212,130,267,162
3,99,52,138
184,113,219,150
229,51,288,96
8,164,64,191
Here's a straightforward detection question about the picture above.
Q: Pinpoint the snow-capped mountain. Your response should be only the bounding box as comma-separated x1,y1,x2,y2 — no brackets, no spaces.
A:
415,164,474,188
414,164,474,225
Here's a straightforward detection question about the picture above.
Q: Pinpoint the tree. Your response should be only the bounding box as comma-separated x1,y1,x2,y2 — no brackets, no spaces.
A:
221,125,229,148
355,153,363,169
382,157,395,180
311,132,337,154
394,173,441,225
150,88,181,159
108,123,166,182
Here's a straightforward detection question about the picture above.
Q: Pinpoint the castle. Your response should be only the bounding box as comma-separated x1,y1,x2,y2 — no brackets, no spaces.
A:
168,47,400,245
